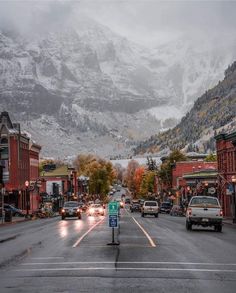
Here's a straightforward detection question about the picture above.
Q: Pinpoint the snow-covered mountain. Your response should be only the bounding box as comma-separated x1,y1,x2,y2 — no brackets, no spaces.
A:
0,17,235,158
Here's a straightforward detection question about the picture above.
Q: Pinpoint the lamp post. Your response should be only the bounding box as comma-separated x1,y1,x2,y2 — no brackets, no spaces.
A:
232,175,236,224
25,180,30,218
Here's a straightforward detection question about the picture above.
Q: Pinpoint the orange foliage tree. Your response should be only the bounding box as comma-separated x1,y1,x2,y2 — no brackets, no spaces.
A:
134,166,145,196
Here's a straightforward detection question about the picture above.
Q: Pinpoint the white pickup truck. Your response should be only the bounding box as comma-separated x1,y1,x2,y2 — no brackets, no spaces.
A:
186,196,223,232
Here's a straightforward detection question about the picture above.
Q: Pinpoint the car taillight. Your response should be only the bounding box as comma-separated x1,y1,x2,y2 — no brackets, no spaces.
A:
77,209,81,212
61,209,65,213
187,208,192,216
220,209,223,217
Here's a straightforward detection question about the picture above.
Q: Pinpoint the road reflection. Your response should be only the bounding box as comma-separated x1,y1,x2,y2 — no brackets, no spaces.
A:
58,214,105,239
59,221,68,238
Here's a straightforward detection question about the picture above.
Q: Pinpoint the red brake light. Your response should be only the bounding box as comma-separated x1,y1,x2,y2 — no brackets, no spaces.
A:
220,209,223,217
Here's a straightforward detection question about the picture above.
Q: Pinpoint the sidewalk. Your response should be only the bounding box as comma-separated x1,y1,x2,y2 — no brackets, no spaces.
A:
0,216,31,227
223,218,236,226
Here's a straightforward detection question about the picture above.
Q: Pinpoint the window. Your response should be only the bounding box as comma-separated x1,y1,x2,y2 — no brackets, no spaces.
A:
190,197,219,206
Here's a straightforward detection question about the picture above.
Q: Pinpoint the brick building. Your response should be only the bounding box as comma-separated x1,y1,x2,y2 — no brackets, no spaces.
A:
0,111,41,212
29,141,41,211
40,165,77,208
171,161,217,204
215,132,236,219
172,161,217,189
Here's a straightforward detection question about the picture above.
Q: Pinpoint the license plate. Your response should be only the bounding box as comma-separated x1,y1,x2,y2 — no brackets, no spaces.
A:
202,218,209,222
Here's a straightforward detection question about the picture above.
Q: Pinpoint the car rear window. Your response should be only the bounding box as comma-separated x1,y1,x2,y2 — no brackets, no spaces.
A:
145,201,157,206
64,202,78,207
190,197,219,206
161,203,171,207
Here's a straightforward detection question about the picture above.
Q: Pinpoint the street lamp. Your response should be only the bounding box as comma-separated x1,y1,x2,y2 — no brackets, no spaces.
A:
25,180,30,218
232,175,236,224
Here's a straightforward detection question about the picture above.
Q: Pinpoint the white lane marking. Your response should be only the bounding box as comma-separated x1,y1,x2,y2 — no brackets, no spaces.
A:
72,218,104,248
15,267,236,272
31,257,64,260
21,261,236,266
132,217,156,247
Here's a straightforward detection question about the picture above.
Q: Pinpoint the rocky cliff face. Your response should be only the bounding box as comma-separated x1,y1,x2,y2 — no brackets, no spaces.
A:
135,61,236,155
0,18,236,158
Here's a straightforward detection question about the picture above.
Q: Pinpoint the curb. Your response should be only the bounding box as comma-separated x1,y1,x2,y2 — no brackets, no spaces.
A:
223,221,236,226
0,217,33,227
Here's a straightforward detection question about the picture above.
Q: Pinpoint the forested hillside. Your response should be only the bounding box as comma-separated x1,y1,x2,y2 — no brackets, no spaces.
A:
135,61,236,155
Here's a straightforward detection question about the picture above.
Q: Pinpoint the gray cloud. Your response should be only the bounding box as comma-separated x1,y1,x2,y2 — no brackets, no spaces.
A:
0,0,235,45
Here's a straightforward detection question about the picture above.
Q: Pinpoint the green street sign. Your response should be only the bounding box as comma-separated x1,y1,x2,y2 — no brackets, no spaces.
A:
108,201,118,215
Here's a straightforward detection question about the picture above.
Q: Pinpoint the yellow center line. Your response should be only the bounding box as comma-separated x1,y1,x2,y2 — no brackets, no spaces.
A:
132,216,156,247
72,218,104,248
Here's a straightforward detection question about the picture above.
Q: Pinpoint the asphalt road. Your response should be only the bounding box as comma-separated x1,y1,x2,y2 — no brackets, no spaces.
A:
0,194,236,292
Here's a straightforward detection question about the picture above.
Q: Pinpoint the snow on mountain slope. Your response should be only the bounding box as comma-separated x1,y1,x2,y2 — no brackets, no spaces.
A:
0,17,236,158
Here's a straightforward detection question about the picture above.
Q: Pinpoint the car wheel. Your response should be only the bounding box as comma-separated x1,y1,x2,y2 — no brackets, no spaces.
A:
186,221,192,231
155,214,158,218
61,216,65,220
141,213,144,217
215,224,222,232
78,214,81,220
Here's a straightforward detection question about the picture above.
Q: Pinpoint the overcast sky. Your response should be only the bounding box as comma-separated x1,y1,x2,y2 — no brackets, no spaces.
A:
0,0,236,46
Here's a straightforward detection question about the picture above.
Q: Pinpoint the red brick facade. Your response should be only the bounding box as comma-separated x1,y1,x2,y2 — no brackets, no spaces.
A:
215,132,236,218
0,112,41,212
172,161,217,189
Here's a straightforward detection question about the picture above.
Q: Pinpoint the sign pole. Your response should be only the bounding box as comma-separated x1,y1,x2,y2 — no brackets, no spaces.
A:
107,201,120,246
112,227,114,244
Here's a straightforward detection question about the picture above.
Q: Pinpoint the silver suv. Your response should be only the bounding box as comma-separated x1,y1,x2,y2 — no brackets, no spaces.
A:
61,201,82,220
141,201,159,218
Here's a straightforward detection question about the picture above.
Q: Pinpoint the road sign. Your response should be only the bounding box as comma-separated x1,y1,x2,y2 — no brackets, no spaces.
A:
109,214,118,228
108,201,118,215
208,187,216,194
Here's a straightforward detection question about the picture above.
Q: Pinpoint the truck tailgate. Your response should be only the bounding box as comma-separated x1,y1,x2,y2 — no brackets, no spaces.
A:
191,206,220,218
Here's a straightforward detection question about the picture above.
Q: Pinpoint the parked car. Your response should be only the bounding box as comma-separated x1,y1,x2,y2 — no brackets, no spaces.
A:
141,201,159,217
130,201,141,212
139,199,145,207
3,204,25,217
61,201,82,220
88,204,105,216
159,202,172,214
170,205,185,216
186,196,223,232
125,198,131,204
